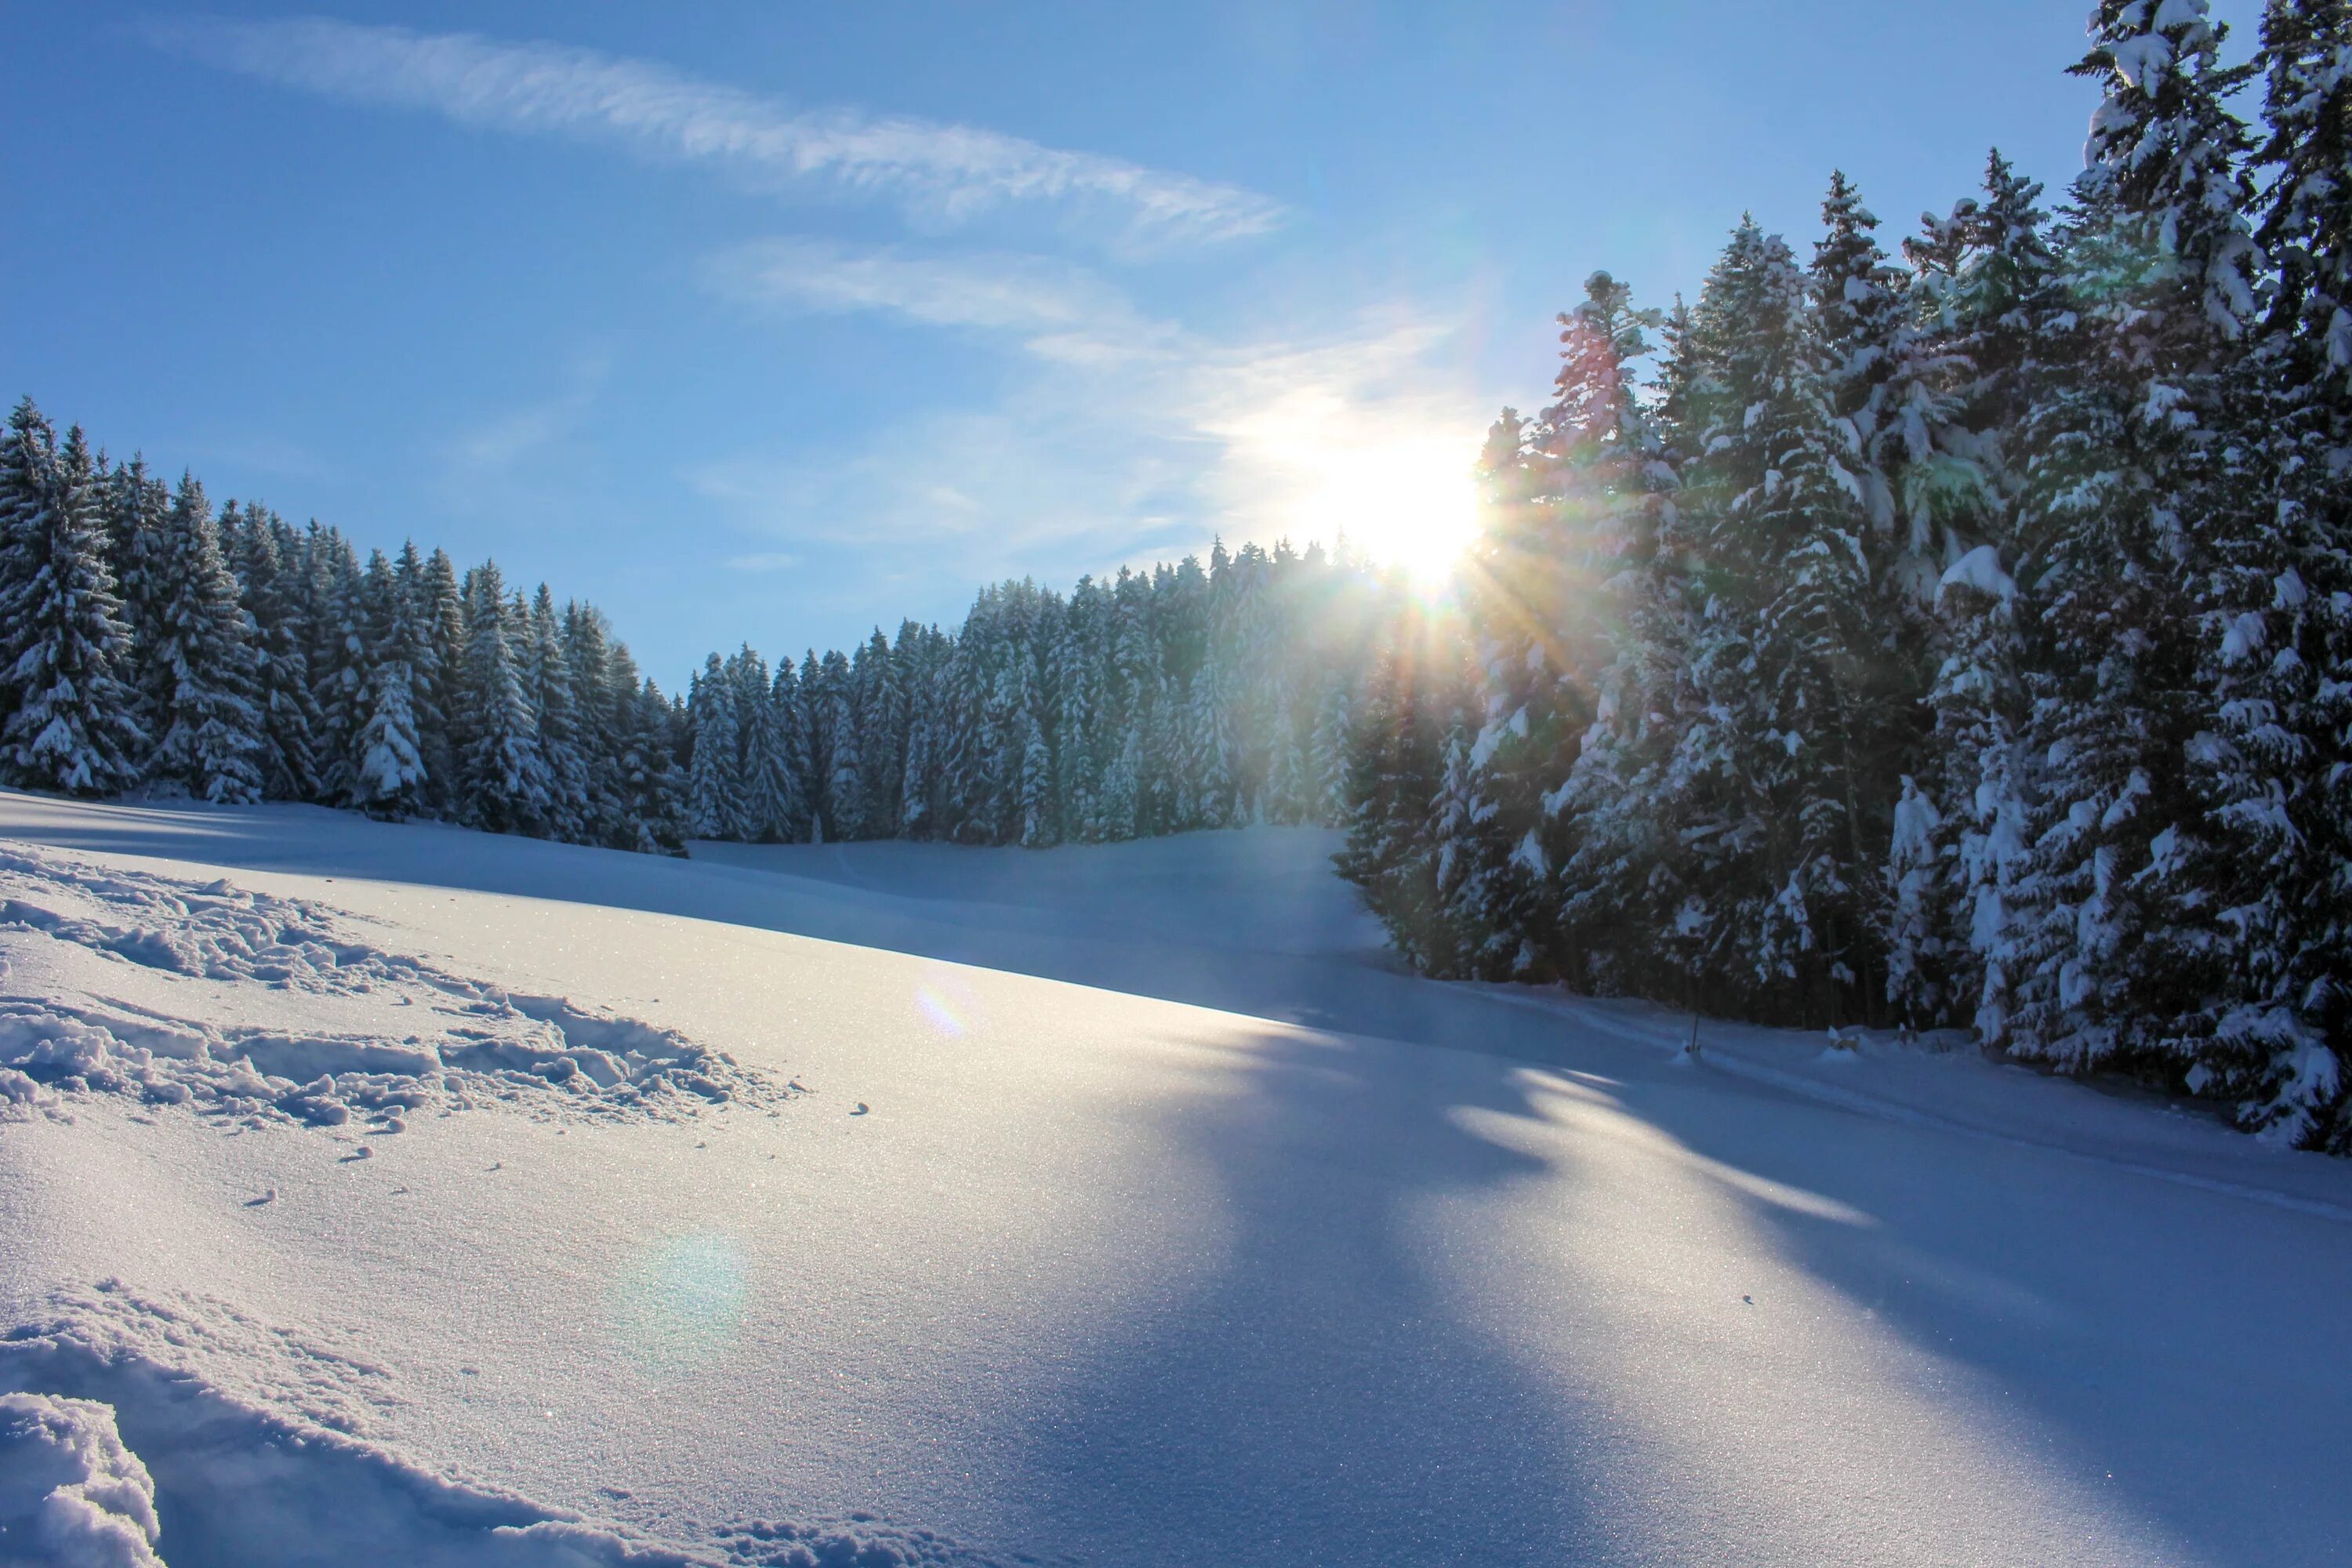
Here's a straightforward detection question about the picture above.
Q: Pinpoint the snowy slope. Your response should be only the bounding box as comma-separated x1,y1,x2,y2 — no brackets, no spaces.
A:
1,791,2348,1566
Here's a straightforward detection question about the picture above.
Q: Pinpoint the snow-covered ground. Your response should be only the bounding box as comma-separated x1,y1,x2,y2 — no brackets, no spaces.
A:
1,791,2347,1566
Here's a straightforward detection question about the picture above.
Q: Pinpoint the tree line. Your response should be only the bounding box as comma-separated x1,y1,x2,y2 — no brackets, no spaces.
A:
0,397,1403,864
1336,0,2352,1152
0,416,690,850
678,544,1390,850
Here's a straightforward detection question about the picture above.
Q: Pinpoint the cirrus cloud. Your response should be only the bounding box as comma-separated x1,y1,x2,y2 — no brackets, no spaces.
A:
147,16,1286,252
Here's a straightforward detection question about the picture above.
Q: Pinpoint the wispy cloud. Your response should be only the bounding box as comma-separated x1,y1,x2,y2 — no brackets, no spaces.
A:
151,16,1284,250
447,351,610,474
691,238,1490,584
703,238,1174,363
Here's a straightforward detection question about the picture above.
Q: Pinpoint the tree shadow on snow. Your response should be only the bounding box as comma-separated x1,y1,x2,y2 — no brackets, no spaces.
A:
983,1023,1606,1567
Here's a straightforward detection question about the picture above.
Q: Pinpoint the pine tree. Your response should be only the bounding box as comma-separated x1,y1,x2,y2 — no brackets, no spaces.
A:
2169,0,2352,1145
687,652,748,841
416,548,466,815
611,654,686,855
100,456,172,750
456,561,550,834
145,473,264,803
856,630,907,837
821,648,866,841
2007,0,2263,1076
343,551,422,816
233,508,323,800
525,585,588,840
307,528,369,803
0,406,143,794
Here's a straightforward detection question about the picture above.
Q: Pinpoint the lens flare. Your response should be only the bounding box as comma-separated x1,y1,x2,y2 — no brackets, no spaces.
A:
913,964,979,1038
607,1232,746,1376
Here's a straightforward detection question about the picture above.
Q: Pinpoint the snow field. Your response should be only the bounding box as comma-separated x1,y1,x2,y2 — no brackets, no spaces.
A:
0,792,2347,1566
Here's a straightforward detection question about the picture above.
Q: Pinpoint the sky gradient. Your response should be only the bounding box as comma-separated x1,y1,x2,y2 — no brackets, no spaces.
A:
0,2,2255,684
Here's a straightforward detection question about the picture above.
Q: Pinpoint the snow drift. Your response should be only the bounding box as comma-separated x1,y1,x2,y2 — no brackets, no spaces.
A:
0,841,774,1131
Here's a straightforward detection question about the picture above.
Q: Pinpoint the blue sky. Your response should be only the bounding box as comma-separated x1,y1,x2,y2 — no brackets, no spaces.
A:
0,2,2245,684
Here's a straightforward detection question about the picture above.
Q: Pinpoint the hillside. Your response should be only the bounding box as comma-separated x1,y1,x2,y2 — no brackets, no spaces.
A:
1,790,2347,1566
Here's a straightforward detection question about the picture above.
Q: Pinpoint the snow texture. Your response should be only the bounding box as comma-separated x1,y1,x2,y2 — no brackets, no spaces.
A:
0,840,775,1130
0,792,2348,1566
0,1390,162,1567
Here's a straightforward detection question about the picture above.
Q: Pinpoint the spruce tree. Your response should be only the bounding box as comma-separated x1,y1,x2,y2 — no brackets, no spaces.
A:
686,652,748,840
146,473,264,804
456,561,550,834
2009,0,2262,1076
100,456,172,750
233,508,324,800
0,406,143,794
351,552,427,817
526,585,587,840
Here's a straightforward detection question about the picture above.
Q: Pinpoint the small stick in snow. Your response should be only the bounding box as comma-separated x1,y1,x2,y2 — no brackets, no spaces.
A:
851,1102,869,1116
245,1188,276,1207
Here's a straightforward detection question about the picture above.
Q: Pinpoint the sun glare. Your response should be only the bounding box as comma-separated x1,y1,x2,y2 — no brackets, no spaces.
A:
1261,428,1480,586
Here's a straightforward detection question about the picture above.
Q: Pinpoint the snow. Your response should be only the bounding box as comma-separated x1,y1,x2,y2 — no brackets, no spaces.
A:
1937,543,2016,604
0,1390,162,1567
1,789,2350,1565
0,843,768,1128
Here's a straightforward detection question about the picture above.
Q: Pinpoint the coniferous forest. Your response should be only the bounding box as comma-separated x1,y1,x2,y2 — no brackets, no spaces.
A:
2,1,2346,1149
1349,1,2352,1152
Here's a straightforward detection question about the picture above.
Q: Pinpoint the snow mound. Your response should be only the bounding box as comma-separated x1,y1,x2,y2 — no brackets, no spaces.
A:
0,1283,1010,1568
0,1392,163,1568
0,844,776,1128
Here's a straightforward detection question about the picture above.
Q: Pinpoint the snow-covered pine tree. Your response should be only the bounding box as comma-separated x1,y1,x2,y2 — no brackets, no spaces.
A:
0,406,143,794
608,649,684,855
1308,677,1353,823
1450,272,1664,979
811,648,860,840
415,548,466,815
99,456,172,751
455,561,550,835
350,550,426,817
2006,0,2263,1079
1018,697,1056,848
1053,579,1108,840
2166,0,2352,1146
525,586,587,840
232,507,323,800
1184,652,1237,830
560,600,627,846
1643,215,1898,1020
306,528,369,804
1334,600,1477,975
728,646,786,842
1901,152,2063,1039
855,630,906,837
772,654,817,843
686,652,748,841
144,473,264,804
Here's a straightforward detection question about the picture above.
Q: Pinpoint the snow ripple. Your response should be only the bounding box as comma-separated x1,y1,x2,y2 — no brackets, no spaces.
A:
0,844,777,1129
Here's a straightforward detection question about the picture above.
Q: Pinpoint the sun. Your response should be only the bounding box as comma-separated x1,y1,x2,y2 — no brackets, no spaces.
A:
1283,429,1483,585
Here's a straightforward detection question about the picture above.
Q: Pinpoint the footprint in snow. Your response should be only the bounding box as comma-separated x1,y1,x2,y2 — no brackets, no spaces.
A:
851,1102,869,1116
488,1161,503,1172
339,1146,372,1163
245,1189,277,1207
